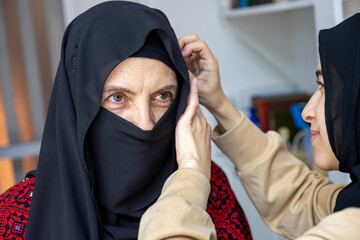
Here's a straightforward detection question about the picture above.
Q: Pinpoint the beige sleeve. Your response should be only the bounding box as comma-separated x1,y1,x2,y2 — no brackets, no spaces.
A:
138,168,216,240
296,208,360,240
212,112,345,239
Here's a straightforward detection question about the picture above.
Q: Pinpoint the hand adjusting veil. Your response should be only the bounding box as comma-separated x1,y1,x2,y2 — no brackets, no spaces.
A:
25,2,189,239
319,13,360,211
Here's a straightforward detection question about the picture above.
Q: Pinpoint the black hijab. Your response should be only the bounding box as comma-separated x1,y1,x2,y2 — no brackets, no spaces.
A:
319,13,360,212
25,2,189,239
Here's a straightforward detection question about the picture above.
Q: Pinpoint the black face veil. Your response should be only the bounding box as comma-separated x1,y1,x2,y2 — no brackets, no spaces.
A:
319,13,360,212
25,2,189,239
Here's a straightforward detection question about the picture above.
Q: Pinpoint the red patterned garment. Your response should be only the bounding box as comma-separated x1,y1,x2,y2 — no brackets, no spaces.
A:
207,162,252,240
0,163,251,240
0,177,34,240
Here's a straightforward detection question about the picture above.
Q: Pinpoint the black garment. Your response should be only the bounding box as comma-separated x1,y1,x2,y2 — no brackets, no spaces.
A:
319,13,360,212
25,2,189,240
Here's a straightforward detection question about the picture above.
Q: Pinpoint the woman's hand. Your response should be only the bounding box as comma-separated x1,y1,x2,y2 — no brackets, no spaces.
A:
175,78,211,181
178,34,226,112
178,34,241,132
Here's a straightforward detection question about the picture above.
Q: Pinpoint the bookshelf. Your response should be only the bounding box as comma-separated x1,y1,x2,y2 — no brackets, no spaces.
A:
220,0,360,94
221,0,318,94
223,0,360,21
222,0,313,18
220,0,359,185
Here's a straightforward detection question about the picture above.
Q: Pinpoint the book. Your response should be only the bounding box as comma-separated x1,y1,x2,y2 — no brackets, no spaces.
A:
252,93,310,137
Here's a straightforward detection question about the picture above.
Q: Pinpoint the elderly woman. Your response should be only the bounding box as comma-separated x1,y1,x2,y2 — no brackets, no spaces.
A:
0,1,251,240
139,13,360,240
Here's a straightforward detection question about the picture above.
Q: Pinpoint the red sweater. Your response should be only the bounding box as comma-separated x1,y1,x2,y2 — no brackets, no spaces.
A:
0,162,252,239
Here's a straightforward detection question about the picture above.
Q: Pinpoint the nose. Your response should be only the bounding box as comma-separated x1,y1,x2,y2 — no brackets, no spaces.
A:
301,93,317,123
133,103,155,131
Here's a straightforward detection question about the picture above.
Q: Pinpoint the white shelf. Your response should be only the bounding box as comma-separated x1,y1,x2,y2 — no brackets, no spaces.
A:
222,0,314,18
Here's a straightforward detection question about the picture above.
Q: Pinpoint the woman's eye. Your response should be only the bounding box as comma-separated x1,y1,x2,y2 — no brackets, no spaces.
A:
102,92,127,110
154,92,174,107
156,92,172,101
110,94,124,103
316,80,324,90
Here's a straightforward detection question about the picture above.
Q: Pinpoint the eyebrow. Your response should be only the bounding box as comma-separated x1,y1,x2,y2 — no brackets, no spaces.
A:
103,86,136,95
102,85,178,96
152,85,178,96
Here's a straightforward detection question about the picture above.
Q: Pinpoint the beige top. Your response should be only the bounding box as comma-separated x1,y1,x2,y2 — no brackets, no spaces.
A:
139,112,360,240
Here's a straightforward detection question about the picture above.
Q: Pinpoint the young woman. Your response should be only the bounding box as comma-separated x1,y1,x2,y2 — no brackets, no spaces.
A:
0,1,251,239
139,13,360,240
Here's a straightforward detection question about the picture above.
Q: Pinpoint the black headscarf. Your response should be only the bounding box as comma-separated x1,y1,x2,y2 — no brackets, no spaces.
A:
25,2,189,239
319,13,360,212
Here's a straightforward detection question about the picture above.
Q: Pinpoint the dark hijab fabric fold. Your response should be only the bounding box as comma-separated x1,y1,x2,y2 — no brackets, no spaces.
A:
25,2,189,239
319,13,360,212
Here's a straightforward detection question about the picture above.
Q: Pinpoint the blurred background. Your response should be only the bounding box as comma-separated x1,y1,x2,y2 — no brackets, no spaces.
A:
1,0,360,239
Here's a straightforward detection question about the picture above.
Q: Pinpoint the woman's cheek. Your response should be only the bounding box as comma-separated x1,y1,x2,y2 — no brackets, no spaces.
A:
117,109,133,122
152,106,169,123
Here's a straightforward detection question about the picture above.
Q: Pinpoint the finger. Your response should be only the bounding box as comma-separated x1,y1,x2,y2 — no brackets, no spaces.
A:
181,78,199,122
206,123,211,138
178,34,200,48
196,106,205,119
192,108,204,129
197,107,209,128
181,40,215,62
178,34,200,50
